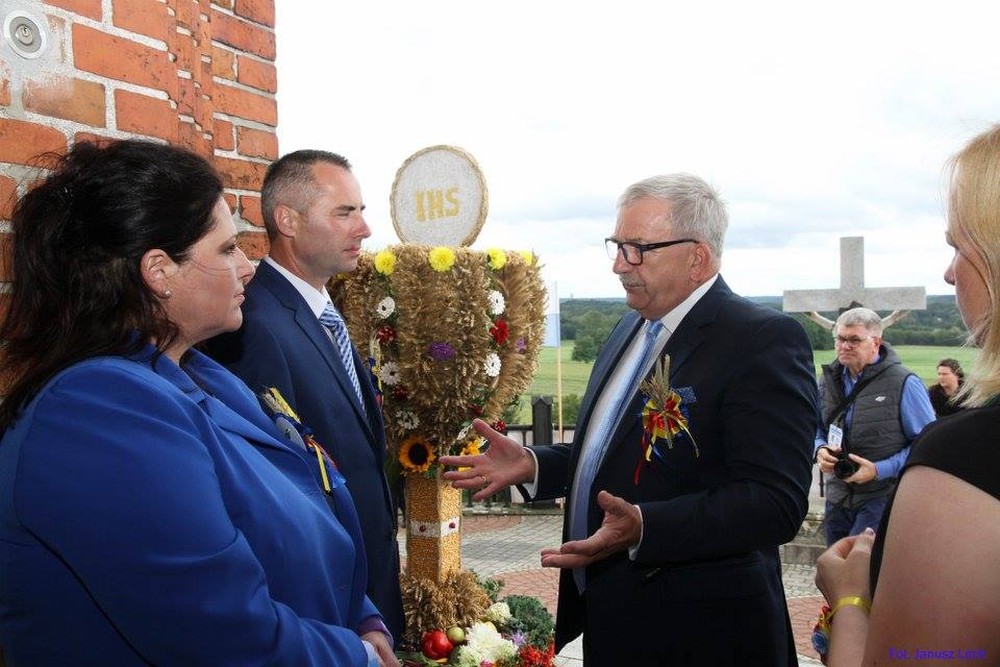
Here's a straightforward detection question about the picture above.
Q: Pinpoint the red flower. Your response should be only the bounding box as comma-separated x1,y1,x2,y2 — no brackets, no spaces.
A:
391,385,410,401
375,324,397,344
468,403,485,416
492,419,506,433
517,641,556,667
490,319,510,346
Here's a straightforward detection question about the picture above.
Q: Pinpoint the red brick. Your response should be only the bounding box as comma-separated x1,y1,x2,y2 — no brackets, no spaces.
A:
236,55,276,93
215,155,268,190
173,77,198,117
45,0,102,20
171,32,198,75
73,24,174,94
239,194,263,227
213,82,276,126
213,0,235,10
172,0,197,30
0,62,10,107
212,46,236,81
73,131,116,146
114,90,178,143
236,126,277,160
0,119,67,166
23,76,106,128
0,176,17,221
234,0,274,27
213,118,236,151
113,0,171,42
222,192,238,213
210,8,275,60
237,229,269,260
177,121,212,159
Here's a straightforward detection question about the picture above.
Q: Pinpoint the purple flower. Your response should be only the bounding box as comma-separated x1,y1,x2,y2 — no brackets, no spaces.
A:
515,337,527,352
509,630,528,648
428,341,456,361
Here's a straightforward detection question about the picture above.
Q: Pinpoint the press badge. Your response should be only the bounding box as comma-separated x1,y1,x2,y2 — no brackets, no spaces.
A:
827,424,843,448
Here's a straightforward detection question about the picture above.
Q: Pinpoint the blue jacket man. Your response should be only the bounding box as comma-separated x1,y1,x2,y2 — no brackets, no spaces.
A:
206,150,405,643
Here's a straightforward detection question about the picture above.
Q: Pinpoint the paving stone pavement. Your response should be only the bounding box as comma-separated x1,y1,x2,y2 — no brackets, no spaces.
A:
401,511,824,666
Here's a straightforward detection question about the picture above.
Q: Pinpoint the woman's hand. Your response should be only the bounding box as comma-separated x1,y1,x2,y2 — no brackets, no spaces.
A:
816,527,876,605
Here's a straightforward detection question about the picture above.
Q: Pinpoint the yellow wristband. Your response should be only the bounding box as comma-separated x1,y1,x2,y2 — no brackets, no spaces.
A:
830,595,871,621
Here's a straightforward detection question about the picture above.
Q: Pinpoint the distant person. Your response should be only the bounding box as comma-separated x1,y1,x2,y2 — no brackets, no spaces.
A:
0,139,397,666
440,173,818,665
814,308,935,547
814,124,1000,666
204,149,405,643
927,357,968,417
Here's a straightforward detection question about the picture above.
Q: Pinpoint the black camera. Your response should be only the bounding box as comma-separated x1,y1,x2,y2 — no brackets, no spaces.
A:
833,451,859,479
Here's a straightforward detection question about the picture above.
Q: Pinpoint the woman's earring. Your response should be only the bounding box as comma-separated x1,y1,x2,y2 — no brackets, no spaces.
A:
162,289,172,299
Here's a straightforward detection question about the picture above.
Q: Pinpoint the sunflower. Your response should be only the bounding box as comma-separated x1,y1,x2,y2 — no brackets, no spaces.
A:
398,434,436,473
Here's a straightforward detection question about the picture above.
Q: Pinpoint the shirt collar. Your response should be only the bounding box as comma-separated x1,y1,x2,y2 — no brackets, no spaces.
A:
654,273,718,333
263,256,332,318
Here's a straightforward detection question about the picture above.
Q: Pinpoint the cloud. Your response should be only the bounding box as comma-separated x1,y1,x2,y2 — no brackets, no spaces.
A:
274,1,996,300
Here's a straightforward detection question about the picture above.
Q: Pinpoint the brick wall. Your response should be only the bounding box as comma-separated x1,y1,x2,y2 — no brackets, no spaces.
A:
0,0,278,319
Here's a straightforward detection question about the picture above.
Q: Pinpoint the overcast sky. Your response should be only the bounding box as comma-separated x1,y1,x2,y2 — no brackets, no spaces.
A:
273,2,999,300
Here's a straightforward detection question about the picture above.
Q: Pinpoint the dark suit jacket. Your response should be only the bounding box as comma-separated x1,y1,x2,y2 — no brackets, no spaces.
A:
531,276,817,666
205,260,405,643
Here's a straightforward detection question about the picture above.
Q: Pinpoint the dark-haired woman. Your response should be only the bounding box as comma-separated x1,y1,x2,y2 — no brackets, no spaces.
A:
0,140,397,666
927,357,968,417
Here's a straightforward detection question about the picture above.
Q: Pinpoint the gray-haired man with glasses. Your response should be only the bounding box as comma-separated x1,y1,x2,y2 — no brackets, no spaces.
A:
814,306,935,546
441,172,818,665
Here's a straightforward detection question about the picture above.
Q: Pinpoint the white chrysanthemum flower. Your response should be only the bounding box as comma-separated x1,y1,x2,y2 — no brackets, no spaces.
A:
377,361,401,386
375,296,395,319
484,352,501,378
487,290,506,315
398,410,419,430
453,622,516,666
485,601,512,626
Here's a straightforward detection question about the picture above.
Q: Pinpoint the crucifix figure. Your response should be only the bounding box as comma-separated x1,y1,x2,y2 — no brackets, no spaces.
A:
782,237,926,329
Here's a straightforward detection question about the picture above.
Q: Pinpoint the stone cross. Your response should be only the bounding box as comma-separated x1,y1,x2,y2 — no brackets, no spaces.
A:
782,236,926,330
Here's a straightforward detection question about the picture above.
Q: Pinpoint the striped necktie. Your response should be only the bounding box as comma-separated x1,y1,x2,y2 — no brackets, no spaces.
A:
570,319,663,591
319,302,365,411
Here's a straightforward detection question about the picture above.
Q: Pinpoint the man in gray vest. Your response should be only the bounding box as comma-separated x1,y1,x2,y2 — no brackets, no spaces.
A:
815,307,935,545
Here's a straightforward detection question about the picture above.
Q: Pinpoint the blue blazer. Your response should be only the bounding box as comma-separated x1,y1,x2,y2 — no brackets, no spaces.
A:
531,277,818,665
0,347,381,665
205,260,404,641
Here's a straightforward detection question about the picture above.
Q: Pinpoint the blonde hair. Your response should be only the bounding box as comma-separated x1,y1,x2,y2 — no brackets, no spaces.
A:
949,125,1000,406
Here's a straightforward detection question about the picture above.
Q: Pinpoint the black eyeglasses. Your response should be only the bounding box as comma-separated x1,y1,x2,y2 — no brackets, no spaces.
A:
605,238,698,265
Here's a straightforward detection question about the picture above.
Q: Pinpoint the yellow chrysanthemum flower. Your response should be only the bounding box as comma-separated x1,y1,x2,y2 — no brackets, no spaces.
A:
460,437,482,457
374,249,397,275
398,434,436,474
518,250,535,265
486,248,507,270
428,246,456,272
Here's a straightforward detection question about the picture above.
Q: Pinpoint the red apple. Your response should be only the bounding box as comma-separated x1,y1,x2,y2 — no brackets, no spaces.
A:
420,629,454,660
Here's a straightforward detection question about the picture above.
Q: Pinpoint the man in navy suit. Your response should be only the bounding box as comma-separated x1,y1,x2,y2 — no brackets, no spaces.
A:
205,150,405,644
442,174,817,665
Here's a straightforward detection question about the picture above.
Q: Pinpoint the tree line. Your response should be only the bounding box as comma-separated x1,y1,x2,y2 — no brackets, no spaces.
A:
561,295,965,363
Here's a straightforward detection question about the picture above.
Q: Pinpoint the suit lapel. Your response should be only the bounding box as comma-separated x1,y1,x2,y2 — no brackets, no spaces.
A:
257,263,376,441
570,313,642,474
597,278,731,466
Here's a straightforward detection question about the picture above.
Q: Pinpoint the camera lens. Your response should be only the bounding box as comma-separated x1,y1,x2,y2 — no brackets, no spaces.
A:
834,457,859,479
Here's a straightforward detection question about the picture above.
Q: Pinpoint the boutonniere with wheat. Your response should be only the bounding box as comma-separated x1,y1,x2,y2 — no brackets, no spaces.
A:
634,355,698,483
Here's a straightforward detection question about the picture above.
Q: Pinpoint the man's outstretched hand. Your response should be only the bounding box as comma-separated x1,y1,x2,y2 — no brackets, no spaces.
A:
439,419,536,501
540,490,642,569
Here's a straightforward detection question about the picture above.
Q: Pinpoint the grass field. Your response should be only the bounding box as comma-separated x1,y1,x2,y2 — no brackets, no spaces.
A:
514,342,979,423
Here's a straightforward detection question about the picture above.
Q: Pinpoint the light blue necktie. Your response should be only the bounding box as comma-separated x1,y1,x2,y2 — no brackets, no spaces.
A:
319,302,365,412
570,319,663,591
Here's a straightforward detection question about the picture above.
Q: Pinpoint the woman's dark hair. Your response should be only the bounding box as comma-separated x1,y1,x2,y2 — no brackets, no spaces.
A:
0,139,224,427
938,358,965,380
